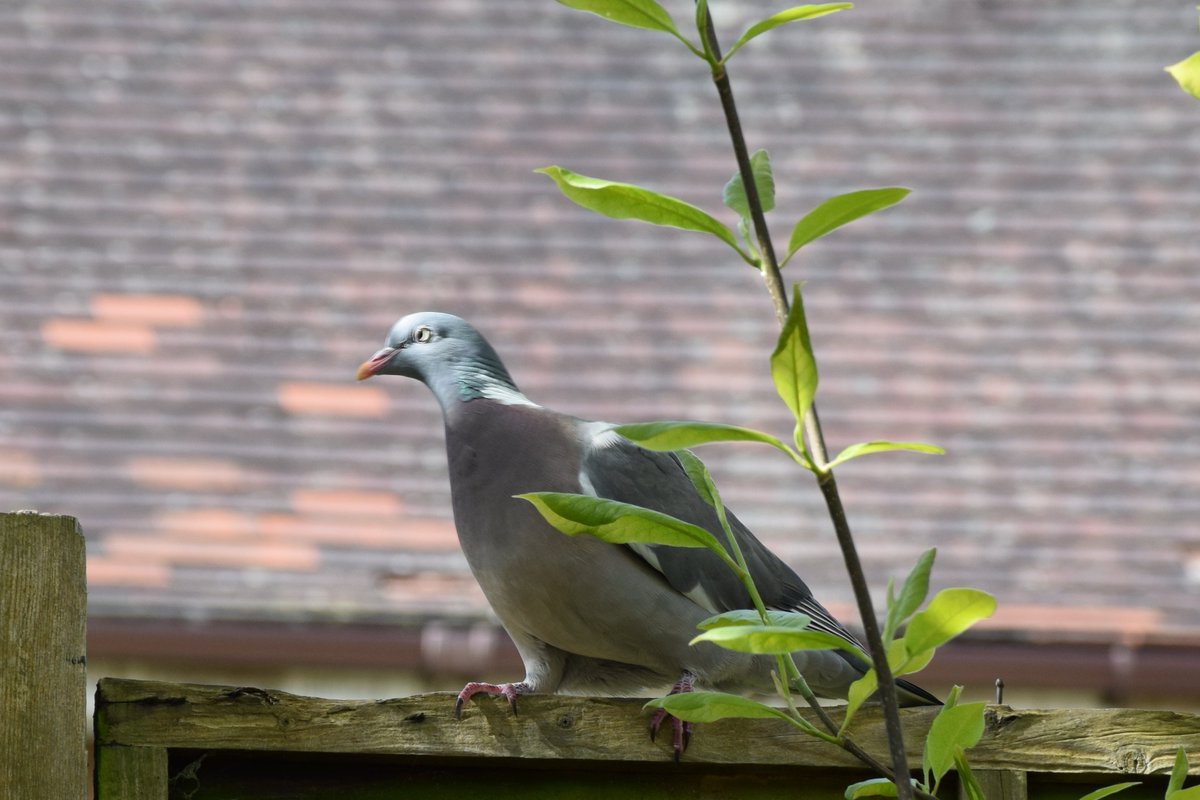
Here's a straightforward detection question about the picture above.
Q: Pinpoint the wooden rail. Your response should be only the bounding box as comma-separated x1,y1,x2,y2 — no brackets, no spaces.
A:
95,677,1200,800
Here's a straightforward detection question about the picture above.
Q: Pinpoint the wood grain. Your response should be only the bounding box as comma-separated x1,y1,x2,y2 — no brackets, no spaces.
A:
1,512,87,800
96,678,1200,775
95,746,168,800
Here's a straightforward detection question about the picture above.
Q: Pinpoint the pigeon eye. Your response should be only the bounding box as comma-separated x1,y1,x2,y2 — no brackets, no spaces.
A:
414,325,433,343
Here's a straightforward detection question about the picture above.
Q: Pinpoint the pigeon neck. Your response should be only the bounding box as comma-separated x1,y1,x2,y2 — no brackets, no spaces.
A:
427,353,536,411
456,361,529,405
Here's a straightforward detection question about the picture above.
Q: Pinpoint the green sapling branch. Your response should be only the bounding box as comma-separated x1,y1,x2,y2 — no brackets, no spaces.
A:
694,5,914,798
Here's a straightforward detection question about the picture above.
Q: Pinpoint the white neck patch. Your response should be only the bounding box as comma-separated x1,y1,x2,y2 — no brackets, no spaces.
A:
479,384,540,408
586,423,625,450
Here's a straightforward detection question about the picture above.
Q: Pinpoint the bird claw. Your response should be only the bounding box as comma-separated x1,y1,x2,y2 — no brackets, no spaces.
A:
649,707,693,761
649,671,696,761
454,681,525,719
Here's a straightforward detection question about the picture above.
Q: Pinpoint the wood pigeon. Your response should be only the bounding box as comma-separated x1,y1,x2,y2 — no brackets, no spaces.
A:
358,312,939,751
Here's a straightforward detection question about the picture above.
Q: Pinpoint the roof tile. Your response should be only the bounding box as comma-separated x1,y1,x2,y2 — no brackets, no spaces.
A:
258,513,457,551
290,488,404,517
127,457,248,492
91,293,205,327
87,556,171,589
41,318,156,355
982,605,1166,642
104,534,320,572
155,508,257,540
4,0,1199,645
276,382,391,418
0,449,43,489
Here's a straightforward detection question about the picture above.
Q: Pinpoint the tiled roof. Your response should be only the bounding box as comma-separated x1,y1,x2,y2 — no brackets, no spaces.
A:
2,0,1199,646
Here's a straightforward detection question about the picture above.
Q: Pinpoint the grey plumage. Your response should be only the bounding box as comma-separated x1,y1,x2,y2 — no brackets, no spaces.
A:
358,311,939,706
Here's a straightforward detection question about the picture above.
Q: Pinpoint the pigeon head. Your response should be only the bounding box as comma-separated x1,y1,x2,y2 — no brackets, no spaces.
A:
357,312,529,409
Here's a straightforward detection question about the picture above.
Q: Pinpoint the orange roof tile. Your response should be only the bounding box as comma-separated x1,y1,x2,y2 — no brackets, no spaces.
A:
0,449,42,488
127,457,248,492
90,293,204,327
41,319,156,355
155,509,258,540
380,572,488,608
104,534,320,572
277,382,391,418
985,604,1165,641
290,489,404,517
257,513,457,551
87,556,172,589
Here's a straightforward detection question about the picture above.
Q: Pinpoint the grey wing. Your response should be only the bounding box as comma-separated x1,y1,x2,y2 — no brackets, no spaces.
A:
580,431,864,651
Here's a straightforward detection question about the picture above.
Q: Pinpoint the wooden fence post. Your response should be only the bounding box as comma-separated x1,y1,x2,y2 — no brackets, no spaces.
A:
0,512,88,800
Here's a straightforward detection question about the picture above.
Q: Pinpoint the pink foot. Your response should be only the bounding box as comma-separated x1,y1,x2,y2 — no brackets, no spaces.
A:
649,672,695,761
454,680,528,719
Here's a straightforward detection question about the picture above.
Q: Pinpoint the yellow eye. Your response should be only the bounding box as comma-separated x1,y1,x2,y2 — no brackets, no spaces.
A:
414,325,433,343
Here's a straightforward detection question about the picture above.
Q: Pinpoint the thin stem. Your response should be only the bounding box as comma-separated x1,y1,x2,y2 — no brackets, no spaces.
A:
700,23,788,326
697,8,916,800
816,471,915,768
710,464,841,739
783,659,839,734
772,665,839,743
805,403,832,468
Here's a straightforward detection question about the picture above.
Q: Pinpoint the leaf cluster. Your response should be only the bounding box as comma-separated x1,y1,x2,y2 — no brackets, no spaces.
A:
536,164,908,279
557,0,851,66
844,684,985,800
839,551,995,731
540,126,934,470
529,2,1004,798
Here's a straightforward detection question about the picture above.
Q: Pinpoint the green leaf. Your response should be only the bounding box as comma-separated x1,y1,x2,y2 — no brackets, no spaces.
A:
884,548,937,642
518,492,724,554
1166,52,1200,100
674,449,721,510
844,777,902,799
1077,783,1141,800
784,187,910,264
1170,747,1190,796
536,166,747,259
643,690,793,723
886,637,909,669
1168,788,1200,800
694,0,715,62
723,149,776,219
737,216,754,253
724,4,853,62
698,609,811,629
954,748,987,800
896,642,936,676
903,588,996,656
841,668,877,731
556,0,681,38
941,683,963,710
923,699,985,793
614,420,794,459
826,440,944,471
692,625,865,658
771,284,818,432
884,636,934,676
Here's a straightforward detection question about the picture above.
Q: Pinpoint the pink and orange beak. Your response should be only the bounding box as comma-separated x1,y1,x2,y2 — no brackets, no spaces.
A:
356,347,396,381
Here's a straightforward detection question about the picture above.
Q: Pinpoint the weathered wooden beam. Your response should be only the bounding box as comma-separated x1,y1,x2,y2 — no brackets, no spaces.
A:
973,768,1029,800
95,678,908,767
94,746,168,800
0,512,88,800
96,678,1200,775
